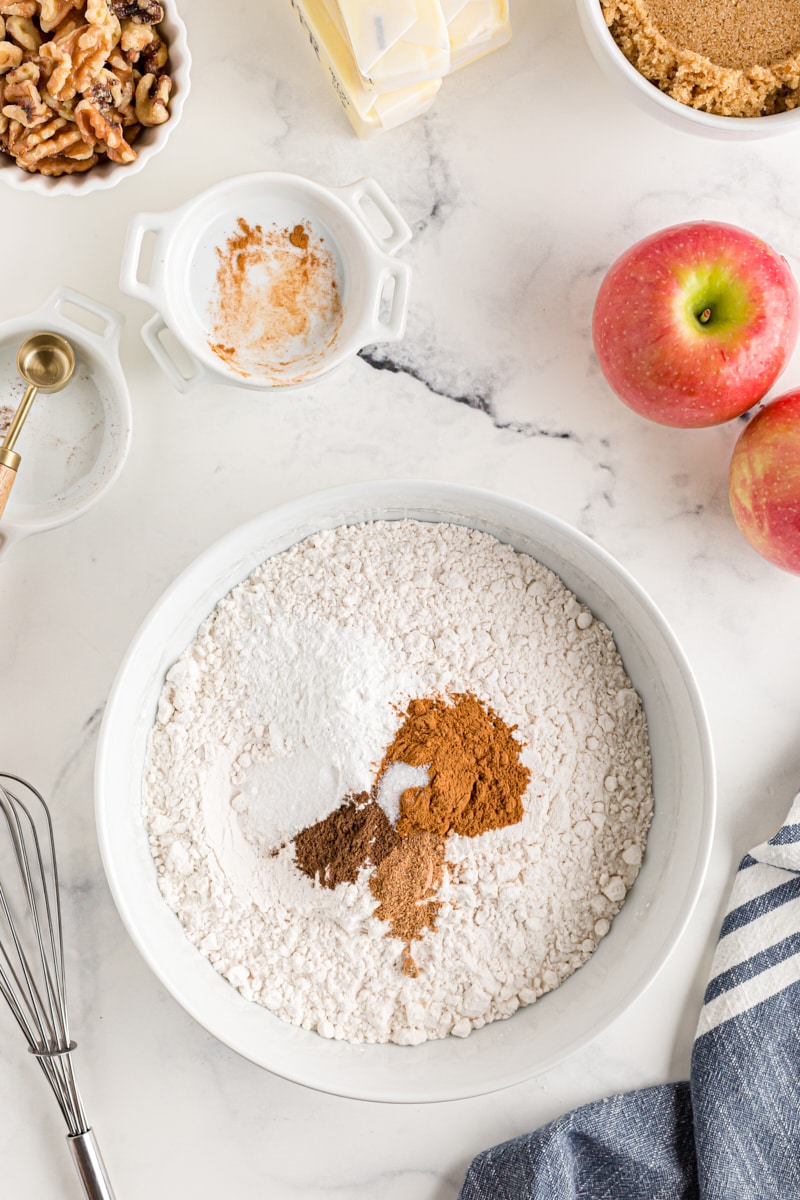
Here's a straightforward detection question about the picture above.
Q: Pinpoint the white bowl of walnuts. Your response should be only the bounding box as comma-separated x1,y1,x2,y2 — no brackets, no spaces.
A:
0,0,190,193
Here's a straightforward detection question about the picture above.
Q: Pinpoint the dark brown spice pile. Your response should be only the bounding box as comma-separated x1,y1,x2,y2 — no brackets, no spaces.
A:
293,792,399,889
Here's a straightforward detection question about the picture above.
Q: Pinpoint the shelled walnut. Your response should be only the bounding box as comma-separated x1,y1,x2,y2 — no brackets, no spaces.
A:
0,0,172,176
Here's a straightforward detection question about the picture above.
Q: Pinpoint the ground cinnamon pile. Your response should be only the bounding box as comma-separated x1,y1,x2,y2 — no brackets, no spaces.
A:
292,693,531,976
379,694,529,839
207,216,342,378
289,223,309,250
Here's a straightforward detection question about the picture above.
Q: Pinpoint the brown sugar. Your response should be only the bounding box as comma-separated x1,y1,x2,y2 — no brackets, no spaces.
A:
602,0,800,117
645,0,800,70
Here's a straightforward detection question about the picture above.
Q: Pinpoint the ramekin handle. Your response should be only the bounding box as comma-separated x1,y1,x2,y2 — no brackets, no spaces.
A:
49,287,124,347
370,262,412,342
120,211,166,305
141,313,207,393
337,178,412,256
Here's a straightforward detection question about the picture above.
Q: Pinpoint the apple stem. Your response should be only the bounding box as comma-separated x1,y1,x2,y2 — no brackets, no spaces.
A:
698,307,712,324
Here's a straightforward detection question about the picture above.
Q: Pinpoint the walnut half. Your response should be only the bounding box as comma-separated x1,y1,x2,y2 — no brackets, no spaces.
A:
74,85,135,162
31,150,98,173
134,68,168,125
111,0,163,24
2,60,49,125
0,39,22,73
0,3,36,16
6,14,40,51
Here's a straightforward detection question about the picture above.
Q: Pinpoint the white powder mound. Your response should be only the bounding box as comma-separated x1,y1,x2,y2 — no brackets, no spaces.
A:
143,520,653,1045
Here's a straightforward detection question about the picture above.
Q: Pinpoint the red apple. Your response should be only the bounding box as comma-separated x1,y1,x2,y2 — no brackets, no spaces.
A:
593,221,800,428
729,389,800,574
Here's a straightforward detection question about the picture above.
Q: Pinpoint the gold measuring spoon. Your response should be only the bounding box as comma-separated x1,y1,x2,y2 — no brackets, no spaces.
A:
0,333,75,521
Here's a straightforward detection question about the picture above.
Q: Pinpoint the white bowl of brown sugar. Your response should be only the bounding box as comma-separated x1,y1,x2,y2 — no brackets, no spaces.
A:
96,481,715,1102
578,0,800,137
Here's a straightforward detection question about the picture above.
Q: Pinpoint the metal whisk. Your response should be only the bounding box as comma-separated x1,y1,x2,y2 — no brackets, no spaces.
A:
0,773,114,1199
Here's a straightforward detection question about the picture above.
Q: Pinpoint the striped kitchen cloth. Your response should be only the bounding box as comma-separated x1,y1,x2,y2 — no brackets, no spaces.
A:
459,793,800,1200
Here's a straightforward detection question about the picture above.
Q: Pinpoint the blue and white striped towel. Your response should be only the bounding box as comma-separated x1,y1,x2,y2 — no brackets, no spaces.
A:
460,793,800,1200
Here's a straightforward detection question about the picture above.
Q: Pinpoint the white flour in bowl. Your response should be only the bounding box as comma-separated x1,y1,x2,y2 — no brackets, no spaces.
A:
143,520,653,1044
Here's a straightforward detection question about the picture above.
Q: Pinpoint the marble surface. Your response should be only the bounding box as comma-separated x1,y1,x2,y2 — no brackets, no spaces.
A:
2,0,800,1196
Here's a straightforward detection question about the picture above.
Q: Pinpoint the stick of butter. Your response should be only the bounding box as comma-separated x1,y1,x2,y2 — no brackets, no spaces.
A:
443,0,511,72
328,0,417,73
291,0,442,137
332,0,451,90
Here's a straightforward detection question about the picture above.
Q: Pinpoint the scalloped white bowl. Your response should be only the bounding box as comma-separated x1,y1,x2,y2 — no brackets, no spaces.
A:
0,1,190,195
96,482,715,1102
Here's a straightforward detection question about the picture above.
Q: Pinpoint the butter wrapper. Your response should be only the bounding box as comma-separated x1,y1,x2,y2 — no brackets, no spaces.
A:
443,0,511,72
291,0,441,137
331,0,451,89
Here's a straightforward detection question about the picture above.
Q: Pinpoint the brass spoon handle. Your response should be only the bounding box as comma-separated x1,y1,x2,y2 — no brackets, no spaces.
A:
3,383,38,453
0,457,18,521
0,333,76,527
0,382,38,522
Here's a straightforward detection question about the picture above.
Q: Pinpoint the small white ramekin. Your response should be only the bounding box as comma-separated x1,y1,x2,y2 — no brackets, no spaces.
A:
119,171,413,393
0,286,131,560
0,1,191,195
576,0,800,140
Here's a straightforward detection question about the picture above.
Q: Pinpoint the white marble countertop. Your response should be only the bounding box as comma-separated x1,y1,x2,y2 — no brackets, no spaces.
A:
2,1,800,1195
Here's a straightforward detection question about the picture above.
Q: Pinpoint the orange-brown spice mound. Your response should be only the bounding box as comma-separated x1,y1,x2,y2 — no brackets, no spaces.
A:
380,694,530,840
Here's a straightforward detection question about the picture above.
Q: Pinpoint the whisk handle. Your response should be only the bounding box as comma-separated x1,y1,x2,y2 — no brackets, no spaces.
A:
68,1129,115,1200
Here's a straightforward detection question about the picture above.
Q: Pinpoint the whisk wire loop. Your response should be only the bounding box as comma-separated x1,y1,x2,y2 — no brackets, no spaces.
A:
0,775,96,1153
0,789,67,1048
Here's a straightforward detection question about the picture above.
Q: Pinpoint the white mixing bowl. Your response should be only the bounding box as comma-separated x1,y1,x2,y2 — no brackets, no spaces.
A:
95,482,715,1102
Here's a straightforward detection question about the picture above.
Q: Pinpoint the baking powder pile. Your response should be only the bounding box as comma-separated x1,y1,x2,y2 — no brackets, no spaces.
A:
143,521,653,1045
